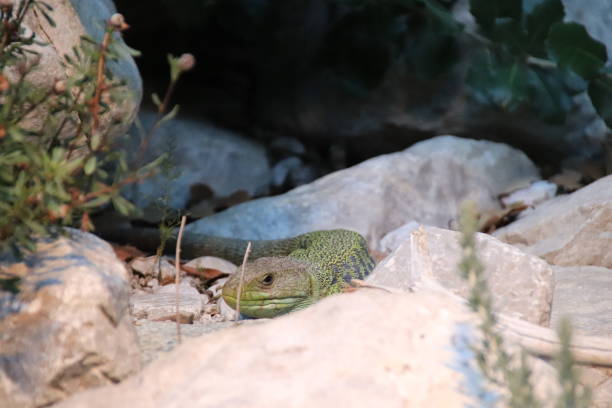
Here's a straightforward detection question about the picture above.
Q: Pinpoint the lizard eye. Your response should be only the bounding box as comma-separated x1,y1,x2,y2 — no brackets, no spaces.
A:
262,274,274,285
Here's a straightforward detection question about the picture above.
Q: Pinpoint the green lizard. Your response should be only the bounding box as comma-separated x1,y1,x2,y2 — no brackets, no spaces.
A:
104,226,375,318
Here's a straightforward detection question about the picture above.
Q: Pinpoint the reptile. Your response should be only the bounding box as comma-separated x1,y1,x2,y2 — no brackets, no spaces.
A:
102,226,375,318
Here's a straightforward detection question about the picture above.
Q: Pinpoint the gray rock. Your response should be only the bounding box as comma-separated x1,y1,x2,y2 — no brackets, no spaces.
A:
54,289,560,408
0,230,140,408
494,175,612,269
133,320,243,366
377,220,420,253
551,266,612,337
19,1,140,139
368,226,554,325
187,136,539,246
124,112,271,216
130,283,202,323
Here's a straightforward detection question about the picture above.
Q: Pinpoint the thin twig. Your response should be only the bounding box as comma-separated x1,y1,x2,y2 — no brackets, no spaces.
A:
88,24,112,141
174,215,187,344
234,241,252,322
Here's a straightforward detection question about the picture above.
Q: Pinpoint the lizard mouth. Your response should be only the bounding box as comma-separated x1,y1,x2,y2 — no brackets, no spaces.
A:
222,295,306,318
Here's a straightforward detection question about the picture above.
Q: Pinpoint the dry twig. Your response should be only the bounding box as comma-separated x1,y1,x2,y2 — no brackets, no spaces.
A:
235,241,252,322
174,215,187,344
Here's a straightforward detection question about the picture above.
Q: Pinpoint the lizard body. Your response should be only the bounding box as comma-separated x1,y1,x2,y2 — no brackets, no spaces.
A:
105,226,375,318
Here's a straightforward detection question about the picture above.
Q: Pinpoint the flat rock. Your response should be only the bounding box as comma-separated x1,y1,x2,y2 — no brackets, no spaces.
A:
551,266,612,337
130,283,202,323
0,230,140,408
130,256,177,284
184,256,237,275
188,136,539,246
368,226,554,325
55,289,559,408
494,175,612,268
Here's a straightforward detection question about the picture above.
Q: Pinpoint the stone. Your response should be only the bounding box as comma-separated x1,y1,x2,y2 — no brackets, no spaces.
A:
494,175,612,268
18,0,140,139
592,378,612,408
0,230,140,408
123,112,271,217
187,136,539,246
130,256,177,284
501,180,558,208
130,283,202,323
551,266,612,337
53,289,559,408
368,226,554,325
184,256,237,275
133,320,240,366
377,220,420,253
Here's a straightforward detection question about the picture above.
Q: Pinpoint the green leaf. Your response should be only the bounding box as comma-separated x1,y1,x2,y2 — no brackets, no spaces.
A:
156,105,180,127
91,132,102,151
111,195,134,216
547,22,607,79
84,156,97,175
588,76,612,128
151,93,162,108
525,0,564,55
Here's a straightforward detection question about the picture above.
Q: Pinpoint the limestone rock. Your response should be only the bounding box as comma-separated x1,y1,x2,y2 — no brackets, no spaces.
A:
377,221,420,253
133,320,240,366
130,256,177,284
53,289,559,408
184,256,237,275
551,266,612,338
0,230,140,408
130,283,202,323
124,112,271,217
368,226,554,325
18,0,140,139
501,180,558,208
494,175,612,268
188,136,539,246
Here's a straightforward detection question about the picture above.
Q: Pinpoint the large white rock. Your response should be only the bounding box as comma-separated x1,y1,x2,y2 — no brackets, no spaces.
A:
494,175,612,268
369,226,554,325
187,135,539,246
551,266,612,338
55,289,559,408
0,230,140,408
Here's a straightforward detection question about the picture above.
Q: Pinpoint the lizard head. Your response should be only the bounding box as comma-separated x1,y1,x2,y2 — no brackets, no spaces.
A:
221,257,319,319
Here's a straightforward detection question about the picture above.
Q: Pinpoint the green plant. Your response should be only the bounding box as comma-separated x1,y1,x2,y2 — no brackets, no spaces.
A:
328,0,612,129
456,202,590,408
0,4,157,255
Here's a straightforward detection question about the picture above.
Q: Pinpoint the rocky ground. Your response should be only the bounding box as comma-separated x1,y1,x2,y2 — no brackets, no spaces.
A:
2,135,612,407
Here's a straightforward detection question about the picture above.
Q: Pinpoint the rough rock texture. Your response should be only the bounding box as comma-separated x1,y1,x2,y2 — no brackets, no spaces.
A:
130,256,177,285
134,320,256,366
494,175,612,269
124,112,271,215
369,226,554,325
18,0,140,138
0,230,140,408
188,136,539,246
130,283,203,323
55,289,559,408
551,266,612,337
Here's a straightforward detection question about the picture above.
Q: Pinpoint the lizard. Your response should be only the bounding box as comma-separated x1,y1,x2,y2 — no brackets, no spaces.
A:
102,225,376,318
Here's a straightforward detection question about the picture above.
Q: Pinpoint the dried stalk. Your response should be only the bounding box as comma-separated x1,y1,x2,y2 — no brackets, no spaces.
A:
174,215,186,344
235,241,252,322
